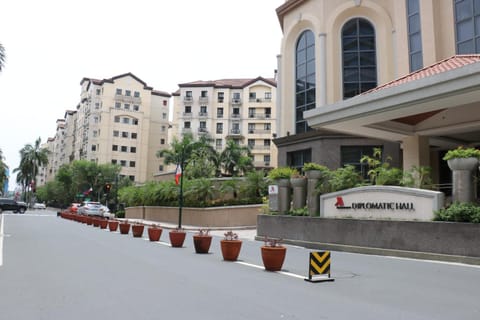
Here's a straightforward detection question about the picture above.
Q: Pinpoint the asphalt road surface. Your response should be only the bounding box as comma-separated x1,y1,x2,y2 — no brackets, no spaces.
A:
1,210,479,320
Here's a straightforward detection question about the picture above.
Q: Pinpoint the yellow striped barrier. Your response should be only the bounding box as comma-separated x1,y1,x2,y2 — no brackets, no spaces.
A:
305,251,335,283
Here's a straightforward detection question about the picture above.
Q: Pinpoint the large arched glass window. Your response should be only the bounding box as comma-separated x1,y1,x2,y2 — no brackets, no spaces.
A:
454,0,480,53
342,18,377,99
295,30,316,134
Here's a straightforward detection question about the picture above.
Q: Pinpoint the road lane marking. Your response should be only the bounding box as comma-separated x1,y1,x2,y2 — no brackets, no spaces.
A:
235,261,305,279
0,214,4,266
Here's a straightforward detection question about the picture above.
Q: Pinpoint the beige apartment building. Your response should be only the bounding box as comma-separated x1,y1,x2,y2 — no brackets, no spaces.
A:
42,73,171,185
171,77,278,171
274,0,480,193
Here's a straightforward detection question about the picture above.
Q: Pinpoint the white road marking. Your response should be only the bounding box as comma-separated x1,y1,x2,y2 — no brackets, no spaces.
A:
235,261,305,279
0,214,4,266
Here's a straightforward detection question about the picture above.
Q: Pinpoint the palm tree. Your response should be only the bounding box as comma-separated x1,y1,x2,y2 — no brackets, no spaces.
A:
220,138,254,176
0,43,5,72
0,148,8,195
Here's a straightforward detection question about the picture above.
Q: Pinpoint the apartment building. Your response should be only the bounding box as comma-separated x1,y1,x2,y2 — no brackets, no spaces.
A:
274,0,480,189
171,77,278,170
43,73,171,185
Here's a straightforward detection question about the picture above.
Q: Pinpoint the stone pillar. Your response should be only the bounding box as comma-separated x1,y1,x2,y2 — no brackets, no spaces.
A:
276,179,291,214
290,177,307,210
305,170,322,216
318,33,327,106
402,135,430,171
447,158,478,203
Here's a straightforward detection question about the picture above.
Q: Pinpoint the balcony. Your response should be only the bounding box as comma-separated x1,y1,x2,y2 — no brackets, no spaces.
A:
198,112,208,118
215,144,223,150
231,98,242,105
231,114,241,119
216,113,224,118
182,127,192,134
183,96,193,104
217,98,224,103
182,112,193,118
115,94,141,104
198,127,208,134
199,96,208,104
230,129,241,135
252,145,271,150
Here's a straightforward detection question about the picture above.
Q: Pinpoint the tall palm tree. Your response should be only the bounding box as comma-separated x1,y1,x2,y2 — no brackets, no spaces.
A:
0,148,9,195
220,138,253,176
0,43,5,72
14,137,49,196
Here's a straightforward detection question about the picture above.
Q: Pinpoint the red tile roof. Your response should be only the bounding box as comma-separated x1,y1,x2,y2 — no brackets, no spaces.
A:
363,54,480,95
178,77,276,89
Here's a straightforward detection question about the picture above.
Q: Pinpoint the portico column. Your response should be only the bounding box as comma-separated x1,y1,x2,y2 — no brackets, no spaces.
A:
318,33,327,106
402,135,430,171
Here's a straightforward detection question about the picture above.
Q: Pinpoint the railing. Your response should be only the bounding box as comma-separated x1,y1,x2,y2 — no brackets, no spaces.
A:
231,98,242,105
198,112,208,117
183,96,193,103
230,129,241,135
199,96,208,103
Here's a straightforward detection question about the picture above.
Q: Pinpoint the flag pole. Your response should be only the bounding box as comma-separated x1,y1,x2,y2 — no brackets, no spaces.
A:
178,147,184,229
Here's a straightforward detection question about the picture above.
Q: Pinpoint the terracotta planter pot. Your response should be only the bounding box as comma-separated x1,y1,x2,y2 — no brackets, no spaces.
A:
85,216,93,225
220,240,242,261
193,235,212,254
169,230,186,248
92,218,100,227
119,222,131,235
99,219,108,229
131,225,145,238
261,246,287,271
108,220,119,232
148,227,163,242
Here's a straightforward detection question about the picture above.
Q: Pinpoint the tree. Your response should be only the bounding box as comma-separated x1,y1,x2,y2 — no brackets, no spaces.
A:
220,138,253,176
0,148,8,195
0,43,5,72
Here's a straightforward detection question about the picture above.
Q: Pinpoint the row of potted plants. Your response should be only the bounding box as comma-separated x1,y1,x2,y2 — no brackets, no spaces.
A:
59,210,287,271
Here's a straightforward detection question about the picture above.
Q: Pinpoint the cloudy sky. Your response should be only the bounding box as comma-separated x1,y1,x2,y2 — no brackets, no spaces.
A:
0,0,284,190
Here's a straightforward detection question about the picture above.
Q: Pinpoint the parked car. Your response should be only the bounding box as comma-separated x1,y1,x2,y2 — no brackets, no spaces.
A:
78,201,105,217
33,203,46,209
100,205,114,218
0,198,27,214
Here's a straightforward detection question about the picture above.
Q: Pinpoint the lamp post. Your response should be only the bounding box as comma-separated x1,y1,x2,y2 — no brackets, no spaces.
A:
178,146,185,229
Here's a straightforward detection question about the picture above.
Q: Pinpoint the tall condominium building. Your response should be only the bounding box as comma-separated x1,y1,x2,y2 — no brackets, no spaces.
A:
274,0,480,190
171,77,278,170
42,73,171,185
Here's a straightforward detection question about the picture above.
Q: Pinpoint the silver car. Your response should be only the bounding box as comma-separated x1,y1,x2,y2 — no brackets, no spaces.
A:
78,202,103,216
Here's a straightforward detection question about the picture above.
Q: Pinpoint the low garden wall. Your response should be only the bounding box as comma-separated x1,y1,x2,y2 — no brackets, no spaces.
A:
257,215,480,264
126,205,261,227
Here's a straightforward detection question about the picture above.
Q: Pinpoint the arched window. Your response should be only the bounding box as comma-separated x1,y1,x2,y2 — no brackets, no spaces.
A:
295,30,316,134
342,18,377,99
454,0,480,53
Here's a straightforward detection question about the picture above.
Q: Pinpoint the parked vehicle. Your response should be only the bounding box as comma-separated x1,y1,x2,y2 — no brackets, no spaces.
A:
0,198,28,214
78,201,110,218
33,203,46,209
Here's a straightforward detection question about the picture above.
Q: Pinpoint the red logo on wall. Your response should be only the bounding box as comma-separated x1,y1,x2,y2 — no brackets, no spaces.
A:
335,196,351,209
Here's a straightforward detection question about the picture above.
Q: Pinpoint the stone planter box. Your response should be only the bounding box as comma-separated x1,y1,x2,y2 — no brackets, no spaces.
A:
447,157,478,171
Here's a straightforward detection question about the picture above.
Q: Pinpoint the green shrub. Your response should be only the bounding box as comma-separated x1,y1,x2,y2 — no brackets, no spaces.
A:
316,165,362,193
434,202,480,223
303,162,328,172
443,146,480,160
268,167,299,180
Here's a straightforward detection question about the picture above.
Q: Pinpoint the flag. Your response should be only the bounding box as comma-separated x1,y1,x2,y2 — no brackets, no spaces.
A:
83,187,93,195
175,164,182,185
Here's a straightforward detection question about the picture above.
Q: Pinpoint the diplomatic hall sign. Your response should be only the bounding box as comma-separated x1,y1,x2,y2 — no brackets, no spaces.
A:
320,186,445,221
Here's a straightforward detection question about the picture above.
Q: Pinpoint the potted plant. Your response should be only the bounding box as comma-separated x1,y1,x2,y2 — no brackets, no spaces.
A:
303,162,329,179
268,167,298,186
443,146,480,171
98,218,108,229
169,228,187,248
131,222,145,238
147,224,163,242
193,229,212,254
119,220,131,235
220,231,242,261
108,219,119,232
260,236,287,272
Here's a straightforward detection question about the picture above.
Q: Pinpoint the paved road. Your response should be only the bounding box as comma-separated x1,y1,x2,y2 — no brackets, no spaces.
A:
1,210,479,320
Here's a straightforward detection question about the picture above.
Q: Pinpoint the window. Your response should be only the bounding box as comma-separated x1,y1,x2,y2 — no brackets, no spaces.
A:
454,0,480,53
264,123,271,131
129,175,135,181
132,119,138,125
341,146,380,180
115,102,121,109
120,160,127,166
121,146,127,152
113,130,119,137
122,117,129,124
199,121,206,129
264,155,271,163
407,0,423,71
161,126,166,132
201,90,208,97
160,138,165,144
265,107,271,118
295,30,316,134
248,123,255,133
248,139,255,148
216,123,223,134
163,100,167,106
218,92,224,103
93,130,98,137
124,104,130,110
91,145,96,151
248,108,255,118
162,112,167,119
200,106,207,114
159,165,164,171
216,139,222,148
122,131,128,138
95,102,100,109
134,105,139,111
342,18,377,98
217,107,224,118
233,108,240,116
184,106,191,114
130,147,136,153
186,91,192,97
129,161,136,167
134,91,140,98
114,116,120,123
264,139,271,146
233,92,241,102
112,145,118,151
131,132,137,139
116,88,122,95
265,92,272,100
184,121,191,129
93,116,99,124
96,88,101,95
111,159,117,164
125,90,131,96
287,149,312,170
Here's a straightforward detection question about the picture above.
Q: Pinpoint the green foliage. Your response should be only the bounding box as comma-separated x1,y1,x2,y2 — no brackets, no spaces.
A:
434,202,480,223
288,206,309,216
443,146,480,160
240,170,268,201
401,166,433,189
268,167,299,180
220,138,253,176
360,147,402,185
316,165,363,193
302,162,328,172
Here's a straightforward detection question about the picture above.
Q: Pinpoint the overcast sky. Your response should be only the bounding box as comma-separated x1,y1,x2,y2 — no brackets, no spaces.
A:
0,0,284,190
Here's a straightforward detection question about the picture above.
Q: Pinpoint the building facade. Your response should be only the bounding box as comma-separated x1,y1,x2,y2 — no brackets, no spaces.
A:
171,77,278,170
43,73,171,185
275,0,480,190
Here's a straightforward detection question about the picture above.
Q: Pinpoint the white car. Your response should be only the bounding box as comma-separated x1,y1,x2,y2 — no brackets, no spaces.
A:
33,203,46,209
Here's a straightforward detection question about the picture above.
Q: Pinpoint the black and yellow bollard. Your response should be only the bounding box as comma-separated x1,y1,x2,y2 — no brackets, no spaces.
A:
305,251,335,283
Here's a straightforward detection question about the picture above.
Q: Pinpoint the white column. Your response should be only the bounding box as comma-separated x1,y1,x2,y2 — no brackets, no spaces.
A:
318,33,327,106
402,135,430,171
